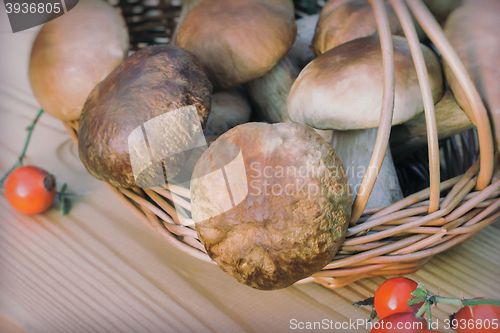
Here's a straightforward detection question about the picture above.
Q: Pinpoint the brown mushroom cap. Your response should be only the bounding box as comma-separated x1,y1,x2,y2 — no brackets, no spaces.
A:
29,0,129,121
191,122,351,290
174,0,296,89
246,57,299,123
444,1,500,150
79,45,212,188
288,36,444,130
312,0,405,55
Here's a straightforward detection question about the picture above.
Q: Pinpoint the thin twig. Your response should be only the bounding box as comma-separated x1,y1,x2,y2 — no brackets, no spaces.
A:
0,109,44,187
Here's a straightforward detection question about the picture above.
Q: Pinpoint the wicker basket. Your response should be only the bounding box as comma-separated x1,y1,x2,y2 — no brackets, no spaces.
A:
64,0,499,289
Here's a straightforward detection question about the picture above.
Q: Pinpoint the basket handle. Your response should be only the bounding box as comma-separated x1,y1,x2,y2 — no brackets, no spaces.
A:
406,0,495,190
390,0,441,213
351,0,495,224
350,0,395,225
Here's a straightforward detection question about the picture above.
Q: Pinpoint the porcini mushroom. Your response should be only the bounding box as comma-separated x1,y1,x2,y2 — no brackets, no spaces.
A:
173,0,199,37
174,0,296,89
444,0,500,150
246,57,298,123
191,122,351,290
423,0,463,24
312,0,423,55
78,45,212,188
288,36,444,208
205,90,252,137
29,0,129,121
246,12,318,123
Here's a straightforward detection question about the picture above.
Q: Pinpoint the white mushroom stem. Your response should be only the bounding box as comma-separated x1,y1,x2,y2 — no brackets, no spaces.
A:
245,10,403,210
312,128,403,209
247,59,403,210
246,57,298,123
391,91,473,154
246,13,318,123
289,14,318,68
330,129,403,210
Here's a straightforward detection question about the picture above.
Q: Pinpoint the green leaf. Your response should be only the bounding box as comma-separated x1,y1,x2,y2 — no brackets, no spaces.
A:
412,288,427,299
370,308,378,322
58,183,68,201
58,183,72,216
409,286,428,305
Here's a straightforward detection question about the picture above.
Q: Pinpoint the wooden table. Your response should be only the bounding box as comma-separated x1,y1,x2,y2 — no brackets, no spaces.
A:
1,14,499,333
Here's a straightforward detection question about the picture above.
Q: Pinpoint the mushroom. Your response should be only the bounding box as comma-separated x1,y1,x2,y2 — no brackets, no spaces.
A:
174,0,296,89
205,90,252,137
444,0,500,151
190,122,351,290
423,0,463,24
246,12,319,123
245,57,298,123
29,0,129,121
173,0,200,38
78,45,212,188
312,0,424,55
391,91,472,154
288,36,444,209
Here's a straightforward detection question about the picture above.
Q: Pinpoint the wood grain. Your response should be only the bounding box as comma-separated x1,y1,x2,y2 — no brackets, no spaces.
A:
0,19,499,333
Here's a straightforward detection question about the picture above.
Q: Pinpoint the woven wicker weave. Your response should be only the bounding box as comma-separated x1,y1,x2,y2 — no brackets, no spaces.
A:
64,0,499,289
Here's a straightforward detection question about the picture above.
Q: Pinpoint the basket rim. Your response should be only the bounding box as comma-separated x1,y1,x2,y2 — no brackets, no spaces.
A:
64,0,500,289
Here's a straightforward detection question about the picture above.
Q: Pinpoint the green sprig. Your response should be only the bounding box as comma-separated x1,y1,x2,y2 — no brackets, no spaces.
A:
58,183,72,215
410,282,500,329
0,109,44,187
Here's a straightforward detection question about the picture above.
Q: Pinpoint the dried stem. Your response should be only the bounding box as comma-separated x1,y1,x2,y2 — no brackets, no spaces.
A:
0,109,44,187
